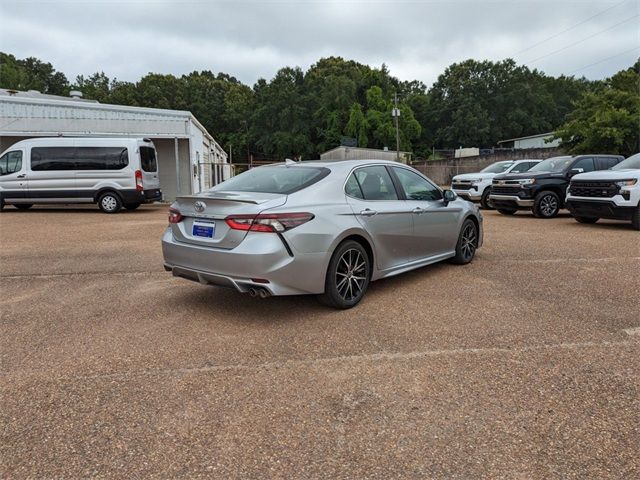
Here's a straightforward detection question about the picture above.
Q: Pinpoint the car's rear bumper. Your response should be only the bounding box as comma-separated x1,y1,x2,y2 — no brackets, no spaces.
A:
161,228,327,295
566,199,636,220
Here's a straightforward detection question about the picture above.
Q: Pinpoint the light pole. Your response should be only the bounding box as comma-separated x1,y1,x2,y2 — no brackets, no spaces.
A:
392,93,401,162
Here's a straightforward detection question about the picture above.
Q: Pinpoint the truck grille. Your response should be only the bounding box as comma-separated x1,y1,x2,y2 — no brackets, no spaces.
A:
569,181,619,198
491,185,522,195
452,182,471,190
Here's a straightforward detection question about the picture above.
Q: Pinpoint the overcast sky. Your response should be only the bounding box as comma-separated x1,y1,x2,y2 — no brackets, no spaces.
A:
1,0,638,87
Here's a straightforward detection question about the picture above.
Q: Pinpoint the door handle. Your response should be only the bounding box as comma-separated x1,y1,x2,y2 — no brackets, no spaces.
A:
360,209,377,217
412,207,426,215
17,174,26,179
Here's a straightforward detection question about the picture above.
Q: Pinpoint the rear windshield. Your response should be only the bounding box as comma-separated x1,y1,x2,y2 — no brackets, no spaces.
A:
481,161,514,173
529,156,574,173
611,153,640,170
140,146,157,172
212,165,330,194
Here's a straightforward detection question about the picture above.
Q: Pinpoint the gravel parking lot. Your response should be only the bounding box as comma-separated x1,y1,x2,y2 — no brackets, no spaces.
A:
1,205,638,478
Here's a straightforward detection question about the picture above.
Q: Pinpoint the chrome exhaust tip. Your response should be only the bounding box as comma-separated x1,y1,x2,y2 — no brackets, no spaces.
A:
258,289,270,298
248,288,258,297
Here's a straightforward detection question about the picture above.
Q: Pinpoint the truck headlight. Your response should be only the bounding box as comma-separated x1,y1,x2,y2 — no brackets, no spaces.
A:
518,179,536,185
615,179,638,187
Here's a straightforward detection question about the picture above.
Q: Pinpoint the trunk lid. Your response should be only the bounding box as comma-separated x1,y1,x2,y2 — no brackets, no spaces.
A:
171,191,287,249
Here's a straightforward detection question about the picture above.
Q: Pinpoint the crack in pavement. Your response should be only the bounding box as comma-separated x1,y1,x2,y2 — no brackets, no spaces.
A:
7,339,635,384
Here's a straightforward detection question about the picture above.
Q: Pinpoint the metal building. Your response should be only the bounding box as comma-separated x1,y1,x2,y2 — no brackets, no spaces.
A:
0,89,230,201
320,146,412,163
497,132,561,150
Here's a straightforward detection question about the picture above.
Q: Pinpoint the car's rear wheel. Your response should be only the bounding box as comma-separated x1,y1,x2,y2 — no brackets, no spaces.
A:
480,188,493,209
98,192,122,213
497,208,516,215
450,218,478,265
14,204,33,210
574,216,599,224
533,191,560,218
319,240,371,309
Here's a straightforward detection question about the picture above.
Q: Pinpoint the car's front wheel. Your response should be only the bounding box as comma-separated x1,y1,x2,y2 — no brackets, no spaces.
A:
319,240,371,309
480,188,493,209
533,191,560,218
450,218,478,265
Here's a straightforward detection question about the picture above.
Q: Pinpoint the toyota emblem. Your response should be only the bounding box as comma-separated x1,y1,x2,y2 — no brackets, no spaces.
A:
194,201,206,212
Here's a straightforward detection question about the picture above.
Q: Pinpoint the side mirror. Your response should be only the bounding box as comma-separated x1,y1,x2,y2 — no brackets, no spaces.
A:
569,167,584,176
443,189,456,205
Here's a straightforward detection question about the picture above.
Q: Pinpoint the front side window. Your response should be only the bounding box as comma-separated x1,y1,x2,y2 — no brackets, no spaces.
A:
572,157,595,173
353,166,398,201
0,151,22,176
140,146,157,172
510,162,533,173
392,167,442,201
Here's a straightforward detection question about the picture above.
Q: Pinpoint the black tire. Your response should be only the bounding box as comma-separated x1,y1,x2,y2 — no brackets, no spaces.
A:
533,191,560,218
632,206,640,231
574,216,599,224
124,203,141,211
14,204,33,210
450,218,478,265
98,192,122,213
0,198,5,212
480,188,493,209
319,240,371,309
497,208,517,215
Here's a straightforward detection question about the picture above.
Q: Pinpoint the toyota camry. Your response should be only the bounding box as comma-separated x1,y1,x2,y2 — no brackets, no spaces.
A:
162,160,483,308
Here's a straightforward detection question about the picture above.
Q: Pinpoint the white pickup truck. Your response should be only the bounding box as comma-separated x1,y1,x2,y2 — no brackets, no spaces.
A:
451,159,540,209
566,153,640,230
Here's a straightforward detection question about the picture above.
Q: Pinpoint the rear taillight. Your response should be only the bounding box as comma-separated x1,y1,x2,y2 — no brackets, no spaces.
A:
225,213,314,233
168,208,183,224
135,169,143,191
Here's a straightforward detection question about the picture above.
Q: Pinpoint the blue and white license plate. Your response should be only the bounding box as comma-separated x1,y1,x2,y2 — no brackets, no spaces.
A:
192,220,215,238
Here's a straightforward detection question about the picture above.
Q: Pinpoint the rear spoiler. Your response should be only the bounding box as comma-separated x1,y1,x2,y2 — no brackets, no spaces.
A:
176,195,259,205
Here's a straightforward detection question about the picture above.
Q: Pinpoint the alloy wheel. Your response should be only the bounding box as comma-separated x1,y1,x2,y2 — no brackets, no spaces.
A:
540,194,558,217
461,223,477,261
335,248,367,302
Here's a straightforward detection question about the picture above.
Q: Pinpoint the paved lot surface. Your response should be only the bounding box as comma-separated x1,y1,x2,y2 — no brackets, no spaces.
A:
1,204,639,478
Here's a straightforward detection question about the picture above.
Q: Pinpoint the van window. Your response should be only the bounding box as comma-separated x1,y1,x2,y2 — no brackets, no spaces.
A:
31,147,76,171
0,151,22,176
31,147,128,171
75,147,128,170
140,146,157,172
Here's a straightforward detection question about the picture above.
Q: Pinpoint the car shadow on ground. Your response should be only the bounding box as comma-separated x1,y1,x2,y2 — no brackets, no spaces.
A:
174,261,451,324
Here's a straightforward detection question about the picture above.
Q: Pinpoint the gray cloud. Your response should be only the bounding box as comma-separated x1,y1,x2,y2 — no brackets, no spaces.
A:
1,0,638,87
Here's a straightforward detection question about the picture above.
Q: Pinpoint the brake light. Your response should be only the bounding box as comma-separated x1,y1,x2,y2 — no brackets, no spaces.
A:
168,208,183,224
225,213,314,233
135,169,143,191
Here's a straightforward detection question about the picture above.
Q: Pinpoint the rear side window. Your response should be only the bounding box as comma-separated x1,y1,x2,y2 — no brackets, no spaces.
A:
345,173,364,199
597,157,622,170
75,147,128,170
140,146,157,172
0,151,22,176
31,147,128,171
354,166,398,200
213,165,330,194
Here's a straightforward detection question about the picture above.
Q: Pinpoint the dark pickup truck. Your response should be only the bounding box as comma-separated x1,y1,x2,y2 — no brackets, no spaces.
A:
489,155,624,218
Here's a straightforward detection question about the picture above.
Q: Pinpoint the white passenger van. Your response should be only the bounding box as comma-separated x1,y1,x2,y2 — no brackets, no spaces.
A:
0,137,162,213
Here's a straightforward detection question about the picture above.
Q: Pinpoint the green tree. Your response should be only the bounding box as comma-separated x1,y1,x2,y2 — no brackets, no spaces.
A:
554,61,640,157
344,103,368,147
73,72,111,102
0,52,69,95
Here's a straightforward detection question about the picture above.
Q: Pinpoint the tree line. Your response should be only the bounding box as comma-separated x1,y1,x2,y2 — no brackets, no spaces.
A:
1,52,638,159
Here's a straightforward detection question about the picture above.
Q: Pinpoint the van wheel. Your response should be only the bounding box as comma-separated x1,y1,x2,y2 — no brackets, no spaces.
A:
14,204,33,210
98,192,122,213
319,240,371,309
533,191,560,218
124,203,141,211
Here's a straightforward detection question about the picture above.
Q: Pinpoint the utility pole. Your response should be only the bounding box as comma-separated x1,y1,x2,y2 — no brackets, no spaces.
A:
392,93,401,163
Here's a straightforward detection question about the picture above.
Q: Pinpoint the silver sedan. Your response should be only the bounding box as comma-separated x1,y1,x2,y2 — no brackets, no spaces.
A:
162,160,483,308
